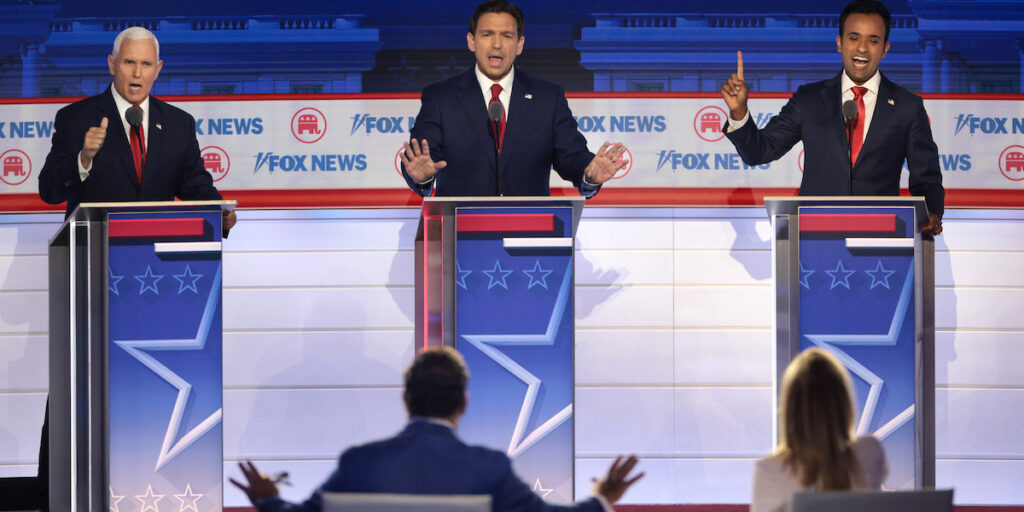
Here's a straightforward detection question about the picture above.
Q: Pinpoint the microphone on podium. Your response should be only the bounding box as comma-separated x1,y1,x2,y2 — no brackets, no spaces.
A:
487,101,504,194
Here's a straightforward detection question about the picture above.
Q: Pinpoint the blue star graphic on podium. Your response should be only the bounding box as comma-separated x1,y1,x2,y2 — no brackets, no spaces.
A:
456,261,472,290
522,259,553,290
865,260,896,290
135,265,164,295
113,266,224,470
825,259,855,290
483,259,513,290
173,265,203,294
799,261,815,290
109,266,125,296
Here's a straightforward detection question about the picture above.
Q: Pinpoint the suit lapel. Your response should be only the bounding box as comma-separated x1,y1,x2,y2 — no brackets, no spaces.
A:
822,73,850,166
856,74,893,171
454,69,496,170
499,71,529,172
144,98,164,188
100,88,140,188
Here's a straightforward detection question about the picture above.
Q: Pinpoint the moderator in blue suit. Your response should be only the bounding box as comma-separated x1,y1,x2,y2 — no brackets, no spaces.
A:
399,0,628,198
232,348,643,512
721,0,944,235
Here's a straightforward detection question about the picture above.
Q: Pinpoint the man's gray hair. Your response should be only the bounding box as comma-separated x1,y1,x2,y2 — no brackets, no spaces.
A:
112,27,160,60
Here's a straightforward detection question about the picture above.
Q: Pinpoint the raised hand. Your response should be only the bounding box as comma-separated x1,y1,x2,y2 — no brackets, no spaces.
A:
583,142,629,186
228,461,279,506
720,51,749,121
593,455,644,504
80,117,108,168
400,138,447,184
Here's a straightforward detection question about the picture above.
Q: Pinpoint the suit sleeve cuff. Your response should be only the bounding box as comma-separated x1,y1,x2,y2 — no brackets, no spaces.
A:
726,111,750,133
593,494,614,512
579,178,600,198
77,151,91,181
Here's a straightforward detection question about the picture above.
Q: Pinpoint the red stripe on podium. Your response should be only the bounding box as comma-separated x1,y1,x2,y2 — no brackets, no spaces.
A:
108,218,206,238
799,214,898,232
456,214,555,233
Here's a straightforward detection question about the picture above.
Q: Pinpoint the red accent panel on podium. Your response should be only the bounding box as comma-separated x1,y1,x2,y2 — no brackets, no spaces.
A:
799,214,897,233
455,214,555,233
108,218,206,238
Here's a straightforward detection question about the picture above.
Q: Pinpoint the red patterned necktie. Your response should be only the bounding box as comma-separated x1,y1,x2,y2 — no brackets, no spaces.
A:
488,83,506,152
850,86,867,166
129,105,146,185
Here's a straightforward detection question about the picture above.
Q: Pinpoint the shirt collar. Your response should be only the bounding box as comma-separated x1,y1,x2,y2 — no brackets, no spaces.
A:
474,64,515,98
841,70,881,97
109,84,150,120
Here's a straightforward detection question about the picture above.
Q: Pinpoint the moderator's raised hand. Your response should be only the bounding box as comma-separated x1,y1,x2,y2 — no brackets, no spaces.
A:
80,117,108,168
400,138,447,184
228,461,279,506
583,142,629,186
720,51,749,121
594,455,644,504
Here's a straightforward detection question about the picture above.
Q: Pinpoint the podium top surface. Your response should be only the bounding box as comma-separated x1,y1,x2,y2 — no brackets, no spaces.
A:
69,200,236,222
420,196,585,228
764,196,928,218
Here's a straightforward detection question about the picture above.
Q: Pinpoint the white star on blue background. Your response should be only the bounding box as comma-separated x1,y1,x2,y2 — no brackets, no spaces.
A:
456,261,472,290
483,259,513,290
799,261,815,290
461,261,574,458
865,260,896,290
109,266,125,296
134,265,163,295
522,259,553,290
173,265,203,294
825,259,855,290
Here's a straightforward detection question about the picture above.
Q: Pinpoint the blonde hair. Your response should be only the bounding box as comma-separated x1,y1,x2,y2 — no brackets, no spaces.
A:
112,27,160,60
777,347,862,490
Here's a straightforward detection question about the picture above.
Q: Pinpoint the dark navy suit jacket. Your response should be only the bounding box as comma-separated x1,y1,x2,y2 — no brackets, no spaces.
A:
726,72,944,217
258,421,604,512
38,86,222,216
402,68,596,197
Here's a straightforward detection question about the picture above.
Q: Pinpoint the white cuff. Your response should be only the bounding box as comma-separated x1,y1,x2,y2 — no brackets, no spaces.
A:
77,151,91,182
726,111,750,133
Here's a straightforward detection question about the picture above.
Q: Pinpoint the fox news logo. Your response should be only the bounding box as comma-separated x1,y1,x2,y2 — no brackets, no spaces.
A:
953,114,1024,136
0,121,54,139
656,150,769,171
195,117,263,136
572,115,666,133
350,114,415,135
253,152,366,173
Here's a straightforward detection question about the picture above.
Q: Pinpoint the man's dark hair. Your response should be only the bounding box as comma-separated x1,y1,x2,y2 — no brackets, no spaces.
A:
469,0,524,38
839,0,891,42
404,348,469,419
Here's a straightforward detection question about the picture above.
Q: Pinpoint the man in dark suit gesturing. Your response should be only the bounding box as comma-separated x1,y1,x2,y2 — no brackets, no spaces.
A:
721,0,944,235
231,348,643,512
400,0,627,198
38,26,236,230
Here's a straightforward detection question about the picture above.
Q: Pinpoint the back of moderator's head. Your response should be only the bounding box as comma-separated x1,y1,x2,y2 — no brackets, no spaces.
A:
779,347,858,488
404,348,469,419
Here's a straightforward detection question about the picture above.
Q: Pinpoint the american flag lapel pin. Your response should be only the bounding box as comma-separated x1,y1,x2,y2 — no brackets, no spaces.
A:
156,123,163,130
887,99,894,106
525,93,533,100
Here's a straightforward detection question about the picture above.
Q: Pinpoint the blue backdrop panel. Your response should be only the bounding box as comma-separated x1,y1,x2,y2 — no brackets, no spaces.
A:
107,209,224,512
798,206,916,489
455,206,575,504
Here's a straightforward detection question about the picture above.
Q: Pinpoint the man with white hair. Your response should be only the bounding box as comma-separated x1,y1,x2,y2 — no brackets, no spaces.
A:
30,27,235,512
38,26,236,229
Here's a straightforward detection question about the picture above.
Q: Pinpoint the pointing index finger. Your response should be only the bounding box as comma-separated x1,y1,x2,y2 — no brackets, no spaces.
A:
737,51,744,81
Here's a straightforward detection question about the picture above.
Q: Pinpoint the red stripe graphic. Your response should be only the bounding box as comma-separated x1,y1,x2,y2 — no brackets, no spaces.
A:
108,218,206,238
456,214,555,233
799,214,898,233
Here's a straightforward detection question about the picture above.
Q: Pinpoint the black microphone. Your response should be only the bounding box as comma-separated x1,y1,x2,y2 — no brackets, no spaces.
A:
842,99,858,194
487,101,504,195
126,105,144,128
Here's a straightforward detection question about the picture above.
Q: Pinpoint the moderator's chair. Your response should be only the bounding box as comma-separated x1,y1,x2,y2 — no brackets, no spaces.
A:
323,493,491,512
792,489,953,512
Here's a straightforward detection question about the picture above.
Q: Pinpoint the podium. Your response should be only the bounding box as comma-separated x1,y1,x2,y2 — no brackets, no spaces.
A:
415,197,584,503
47,201,234,512
765,196,935,489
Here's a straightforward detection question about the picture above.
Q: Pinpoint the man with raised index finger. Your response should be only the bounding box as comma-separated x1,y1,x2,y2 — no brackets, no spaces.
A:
400,0,627,198
38,26,236,231
721,0,944,235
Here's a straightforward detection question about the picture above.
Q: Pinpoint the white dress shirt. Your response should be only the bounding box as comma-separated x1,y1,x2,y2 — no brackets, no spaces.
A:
474,64,515,123
78,86,151,181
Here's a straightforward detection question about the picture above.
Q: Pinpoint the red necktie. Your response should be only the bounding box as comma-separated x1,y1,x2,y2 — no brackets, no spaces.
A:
488,83,506,153
850,86,867,166
130,105,146,185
